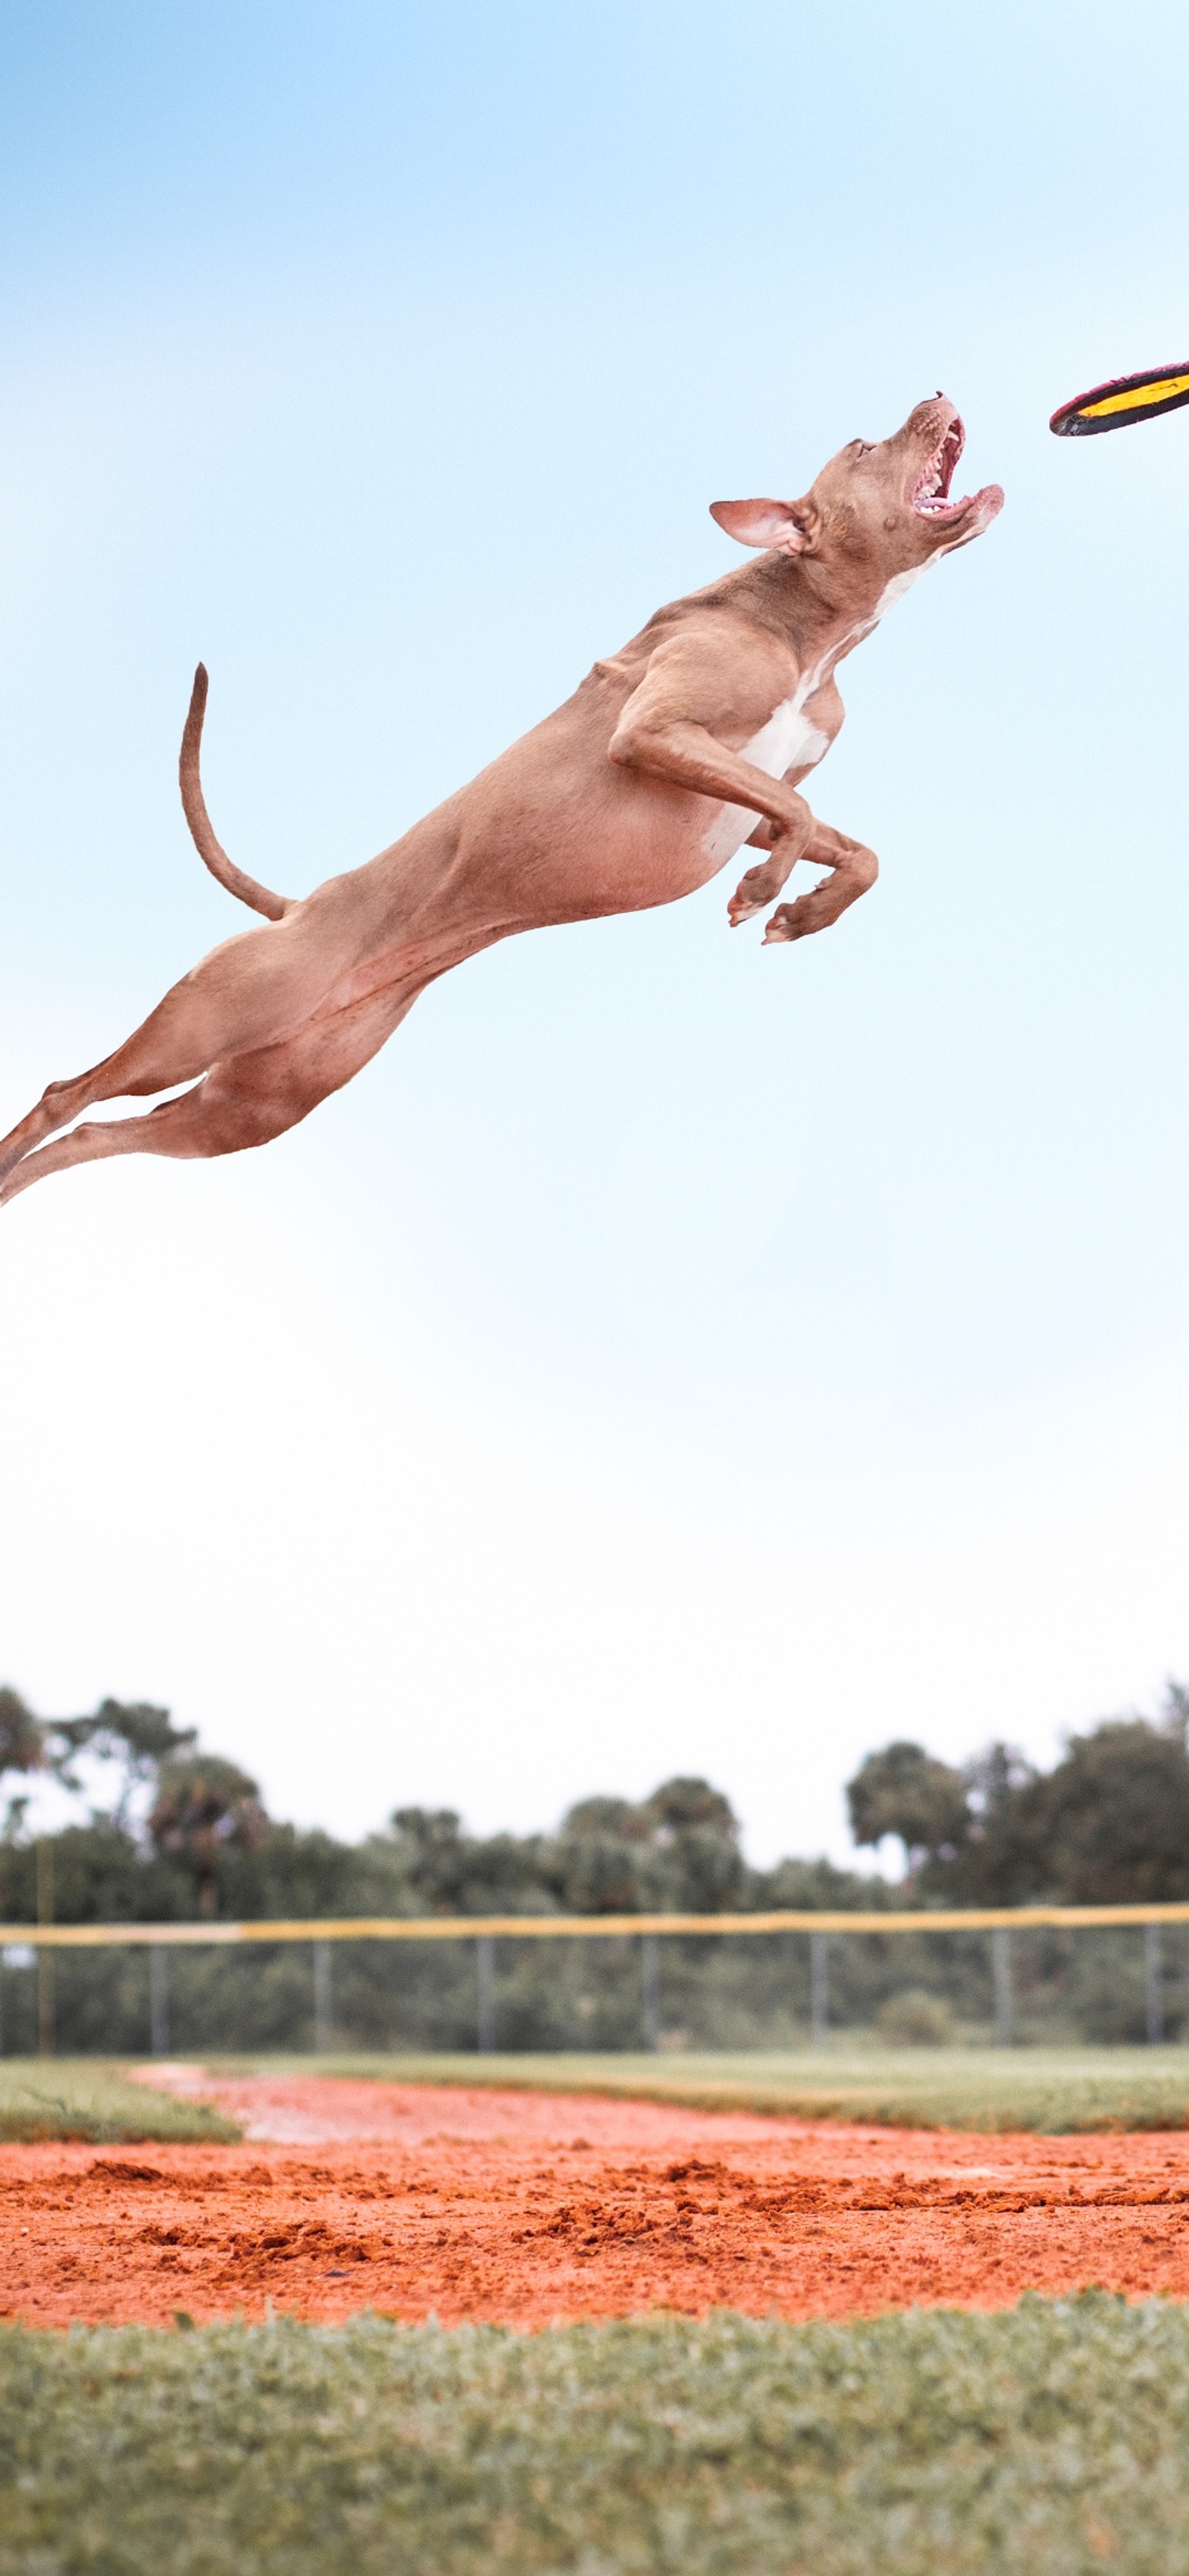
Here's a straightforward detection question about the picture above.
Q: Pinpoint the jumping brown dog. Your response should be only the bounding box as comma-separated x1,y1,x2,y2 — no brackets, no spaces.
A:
0,395,1001,1205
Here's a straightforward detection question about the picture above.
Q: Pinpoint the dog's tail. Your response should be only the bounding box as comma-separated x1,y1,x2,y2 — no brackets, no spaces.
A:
179,665,293,922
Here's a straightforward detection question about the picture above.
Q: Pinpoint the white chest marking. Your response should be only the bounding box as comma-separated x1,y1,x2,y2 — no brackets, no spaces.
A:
745,692,831,779
699,566,933,870
701,667,830,868
874,564,927,615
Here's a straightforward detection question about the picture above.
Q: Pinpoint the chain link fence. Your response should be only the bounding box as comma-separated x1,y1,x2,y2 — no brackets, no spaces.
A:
3,1904,1189,2057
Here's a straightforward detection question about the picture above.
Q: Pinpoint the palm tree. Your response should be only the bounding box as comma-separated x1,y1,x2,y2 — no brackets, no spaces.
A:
149,1756,265,1916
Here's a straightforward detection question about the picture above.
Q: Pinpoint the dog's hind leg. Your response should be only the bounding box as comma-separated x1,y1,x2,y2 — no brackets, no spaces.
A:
0,981,421,1206
0,880,374,1190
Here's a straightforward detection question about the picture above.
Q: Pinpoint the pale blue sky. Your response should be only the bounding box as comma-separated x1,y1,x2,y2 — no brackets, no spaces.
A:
1,1,1185,1863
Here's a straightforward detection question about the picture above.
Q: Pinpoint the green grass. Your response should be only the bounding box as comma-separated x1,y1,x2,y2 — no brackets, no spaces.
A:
13,2042,1189,2139
0,2059,240,2144
6,2297,1189,2573
204,2043,1189,2132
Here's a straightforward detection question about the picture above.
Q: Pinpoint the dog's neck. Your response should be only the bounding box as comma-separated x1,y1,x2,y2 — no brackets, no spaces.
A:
737,546,920,667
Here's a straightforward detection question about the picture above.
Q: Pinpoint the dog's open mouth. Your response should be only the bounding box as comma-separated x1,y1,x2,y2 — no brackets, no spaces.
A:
910,418,972,519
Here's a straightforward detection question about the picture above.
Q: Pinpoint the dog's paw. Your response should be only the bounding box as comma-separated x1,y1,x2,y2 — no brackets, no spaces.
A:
762,903,800,944
728,860,783,927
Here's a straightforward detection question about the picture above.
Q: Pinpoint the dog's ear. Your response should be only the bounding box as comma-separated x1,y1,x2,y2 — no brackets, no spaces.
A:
709,496,819,554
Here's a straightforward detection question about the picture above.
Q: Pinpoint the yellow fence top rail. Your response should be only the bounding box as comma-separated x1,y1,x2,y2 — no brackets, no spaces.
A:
6,1902,1189,1948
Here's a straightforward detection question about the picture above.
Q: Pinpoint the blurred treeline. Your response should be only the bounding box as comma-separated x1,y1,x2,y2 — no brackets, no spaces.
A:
1,1681,1188,2056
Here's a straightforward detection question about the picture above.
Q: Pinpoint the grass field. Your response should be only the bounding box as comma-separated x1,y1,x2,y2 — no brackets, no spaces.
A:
203,2043,1189,2132
0,2060,240,2144
4,2296,1189,2574
6,2045,1189,2135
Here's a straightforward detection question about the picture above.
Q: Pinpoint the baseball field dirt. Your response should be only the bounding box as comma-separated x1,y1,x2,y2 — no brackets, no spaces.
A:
5,2070,1189,2329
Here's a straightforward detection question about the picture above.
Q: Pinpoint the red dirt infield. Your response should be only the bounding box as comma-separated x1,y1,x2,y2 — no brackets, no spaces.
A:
5,2071,1189,2329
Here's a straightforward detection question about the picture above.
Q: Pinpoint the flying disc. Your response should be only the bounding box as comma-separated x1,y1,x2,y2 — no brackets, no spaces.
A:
1050,363,1189,437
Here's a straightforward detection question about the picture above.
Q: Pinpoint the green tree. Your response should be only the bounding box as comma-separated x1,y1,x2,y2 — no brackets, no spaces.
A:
0,1686,42,1781
846,1741,971,1881
642,1776,745,1912
386,1809,553,1915
552,1806,647,1914
149,1756,266,1916
0,1686,44,1843
50,1699,197,1824
1024,1699,1189,1904
955,1741,1044,1903
846,1686,1189,1907
548,1777,746,1915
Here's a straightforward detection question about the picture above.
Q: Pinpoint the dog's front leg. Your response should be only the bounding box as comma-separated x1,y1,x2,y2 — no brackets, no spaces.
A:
607,629,817,879
727,817,809,926
761,817,878,944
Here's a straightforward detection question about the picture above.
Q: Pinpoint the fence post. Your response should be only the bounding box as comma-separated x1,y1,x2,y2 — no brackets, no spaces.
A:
991,1927,1013,2045
809,1932,829,2045
476,1934,495,2051
36,1840,54,2059
1144,1923,1163,2045
313,1940,333,2052
641,1933,661,2051
149,1946,169,2056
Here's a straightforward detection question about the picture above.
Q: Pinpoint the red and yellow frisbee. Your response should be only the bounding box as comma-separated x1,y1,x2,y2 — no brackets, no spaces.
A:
1051,363,1189,437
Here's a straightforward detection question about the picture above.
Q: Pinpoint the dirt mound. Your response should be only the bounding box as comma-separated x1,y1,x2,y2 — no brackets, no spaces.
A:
5,2074,1189,2329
